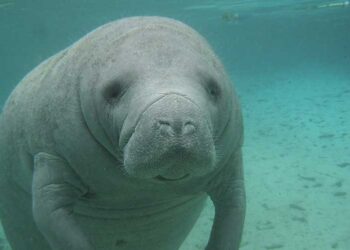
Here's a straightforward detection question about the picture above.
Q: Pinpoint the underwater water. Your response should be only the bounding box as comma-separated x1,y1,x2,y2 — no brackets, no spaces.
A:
0,0,349,249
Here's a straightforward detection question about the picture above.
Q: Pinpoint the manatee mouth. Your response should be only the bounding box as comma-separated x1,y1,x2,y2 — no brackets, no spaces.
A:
154,174,190,182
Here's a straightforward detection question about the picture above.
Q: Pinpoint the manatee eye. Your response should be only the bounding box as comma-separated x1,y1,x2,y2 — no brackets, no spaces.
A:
206,78,221,101
103,80,125,104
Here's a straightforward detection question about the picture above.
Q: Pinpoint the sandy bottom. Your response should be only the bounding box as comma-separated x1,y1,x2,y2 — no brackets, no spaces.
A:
1,69,349,250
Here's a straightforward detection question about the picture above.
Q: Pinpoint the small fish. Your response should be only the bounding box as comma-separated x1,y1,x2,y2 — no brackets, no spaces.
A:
317,1,350,8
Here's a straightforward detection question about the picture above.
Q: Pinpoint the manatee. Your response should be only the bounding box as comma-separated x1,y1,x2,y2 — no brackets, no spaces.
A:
0,16,245,250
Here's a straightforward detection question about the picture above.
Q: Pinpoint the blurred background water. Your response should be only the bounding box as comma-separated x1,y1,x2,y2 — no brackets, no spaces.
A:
0,0,349,249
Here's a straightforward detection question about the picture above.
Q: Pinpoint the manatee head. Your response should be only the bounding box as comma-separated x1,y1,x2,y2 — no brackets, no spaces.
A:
77,17,240,182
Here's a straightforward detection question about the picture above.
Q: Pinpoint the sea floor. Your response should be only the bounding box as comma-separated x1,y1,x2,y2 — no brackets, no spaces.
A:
181,67,350,250
0,68,349,250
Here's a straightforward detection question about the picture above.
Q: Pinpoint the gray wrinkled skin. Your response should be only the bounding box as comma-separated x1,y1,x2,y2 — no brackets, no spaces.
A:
0,16,245,250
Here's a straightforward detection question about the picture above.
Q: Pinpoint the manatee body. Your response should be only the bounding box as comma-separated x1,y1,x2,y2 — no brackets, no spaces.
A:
0,16,245,250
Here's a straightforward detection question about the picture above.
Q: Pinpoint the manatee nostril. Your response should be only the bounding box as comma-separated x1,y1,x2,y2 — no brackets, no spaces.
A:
158,120,175,136
183,122,196,135
158,120,171,126
157,119,196,136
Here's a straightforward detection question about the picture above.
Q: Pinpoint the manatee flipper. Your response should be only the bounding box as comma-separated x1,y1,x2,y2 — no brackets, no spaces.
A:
0,179,50,250
206,149,246,250
32,152,93,250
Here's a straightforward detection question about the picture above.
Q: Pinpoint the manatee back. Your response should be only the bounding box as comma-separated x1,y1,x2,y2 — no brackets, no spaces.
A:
0,50,67,149
0,51,69,192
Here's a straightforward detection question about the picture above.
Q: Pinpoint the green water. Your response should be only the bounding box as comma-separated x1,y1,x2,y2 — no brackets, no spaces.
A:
0,1,349,249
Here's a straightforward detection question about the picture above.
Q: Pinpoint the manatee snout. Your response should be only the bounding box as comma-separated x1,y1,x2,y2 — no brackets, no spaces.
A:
149,95,201,139
123,94,216,180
